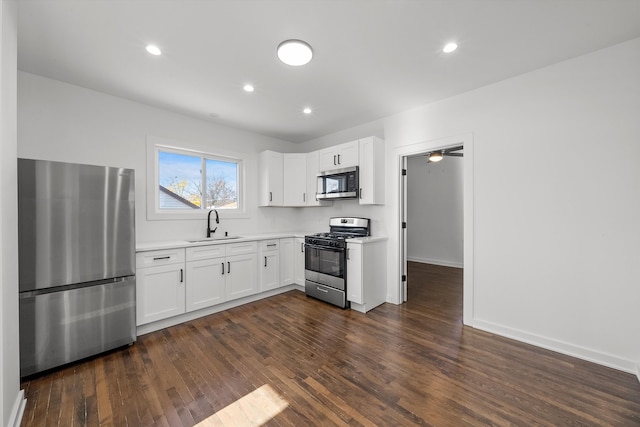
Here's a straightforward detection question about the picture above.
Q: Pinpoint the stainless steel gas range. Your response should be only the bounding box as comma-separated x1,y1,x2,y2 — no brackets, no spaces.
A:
304,217,370,308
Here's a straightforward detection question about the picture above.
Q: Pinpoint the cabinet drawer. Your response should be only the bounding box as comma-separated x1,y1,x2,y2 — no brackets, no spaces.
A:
260,240,279,251
136,248,185,268
226,241,257,256
186,245,225,261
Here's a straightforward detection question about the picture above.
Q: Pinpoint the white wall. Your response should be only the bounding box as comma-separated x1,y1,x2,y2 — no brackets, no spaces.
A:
1,0,24,425
406,155,463,267
17,72,303,244
381,38,640,373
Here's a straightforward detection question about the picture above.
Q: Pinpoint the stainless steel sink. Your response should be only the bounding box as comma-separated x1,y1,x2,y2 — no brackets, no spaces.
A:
187,236,242,243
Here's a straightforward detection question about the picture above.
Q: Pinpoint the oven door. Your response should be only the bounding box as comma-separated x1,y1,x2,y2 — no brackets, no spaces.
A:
304,244,345,291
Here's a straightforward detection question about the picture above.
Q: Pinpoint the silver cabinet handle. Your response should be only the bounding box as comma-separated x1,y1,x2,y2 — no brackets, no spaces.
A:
337,154,341,164
333,155,336,165
269,191,272,202
180,269,184,283
264,256,267,267
153,256,170,260
359,188,362,199
221,262,225,275
316,286,329,293
303,193,306,202
267,243,277,247
227,262,231,273
300,243,304,252
347,248,350,260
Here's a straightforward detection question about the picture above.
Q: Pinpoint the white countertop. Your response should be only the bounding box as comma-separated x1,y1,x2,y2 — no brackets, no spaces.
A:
345,236,388,244
137,231,387,252
136,231,316,252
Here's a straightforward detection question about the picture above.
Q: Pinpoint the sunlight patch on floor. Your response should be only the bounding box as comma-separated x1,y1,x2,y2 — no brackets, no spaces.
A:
194,384,289,426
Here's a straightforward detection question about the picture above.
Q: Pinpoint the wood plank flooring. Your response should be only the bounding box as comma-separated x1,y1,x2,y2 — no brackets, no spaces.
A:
20,262,640,426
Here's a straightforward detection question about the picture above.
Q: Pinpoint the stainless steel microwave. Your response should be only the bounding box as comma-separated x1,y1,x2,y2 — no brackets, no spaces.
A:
316,166,359,200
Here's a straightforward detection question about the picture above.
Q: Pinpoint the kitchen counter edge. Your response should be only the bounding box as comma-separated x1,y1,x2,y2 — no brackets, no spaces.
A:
136,232,316,252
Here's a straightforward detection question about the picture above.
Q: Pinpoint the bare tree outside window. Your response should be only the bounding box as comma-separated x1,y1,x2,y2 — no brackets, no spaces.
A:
158,151,239,210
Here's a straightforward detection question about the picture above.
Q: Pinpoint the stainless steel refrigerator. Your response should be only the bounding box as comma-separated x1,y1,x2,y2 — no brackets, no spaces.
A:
18,158,136,377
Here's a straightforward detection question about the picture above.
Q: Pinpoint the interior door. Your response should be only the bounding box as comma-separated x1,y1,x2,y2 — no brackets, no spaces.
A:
401,156,408,302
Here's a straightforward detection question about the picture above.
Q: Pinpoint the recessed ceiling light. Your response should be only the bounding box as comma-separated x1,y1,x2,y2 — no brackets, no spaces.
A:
303,107,312,114
277,39,313,66
443,42,458,53
146,45,162,56
243,84,255,92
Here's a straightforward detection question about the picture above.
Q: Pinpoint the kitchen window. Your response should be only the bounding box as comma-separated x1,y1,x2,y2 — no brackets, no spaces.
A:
147,136,245,220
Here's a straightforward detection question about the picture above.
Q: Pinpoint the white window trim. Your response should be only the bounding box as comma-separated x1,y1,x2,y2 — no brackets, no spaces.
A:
146,135,248,220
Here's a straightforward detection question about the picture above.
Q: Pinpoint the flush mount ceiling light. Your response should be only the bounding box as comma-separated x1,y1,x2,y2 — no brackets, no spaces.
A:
428,151,444,162
145,44,162,56
303,107,312,114
426,145,463,163
277,39,313,66
243,83,255,92
442,42,458,53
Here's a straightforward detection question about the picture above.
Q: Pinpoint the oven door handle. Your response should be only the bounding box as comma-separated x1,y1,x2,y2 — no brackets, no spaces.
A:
304,243,345,253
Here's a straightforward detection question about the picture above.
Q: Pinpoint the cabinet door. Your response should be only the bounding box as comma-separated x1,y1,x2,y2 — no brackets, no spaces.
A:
226,252,258,300
260,250,280,291
337,140,359,168
318,147,338,171
283,153,307,206
136,264,185,325
186,258,226,312
294,237,305,285
279,238,294,286
258,151,283,206
357,137,385,205
346,243,363,304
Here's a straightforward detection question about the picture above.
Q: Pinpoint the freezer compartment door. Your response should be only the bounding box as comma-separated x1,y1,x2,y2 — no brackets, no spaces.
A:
19,276,136,377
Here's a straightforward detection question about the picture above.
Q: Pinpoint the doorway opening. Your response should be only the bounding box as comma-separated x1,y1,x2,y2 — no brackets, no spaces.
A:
397,134,474,325
404,149,464,320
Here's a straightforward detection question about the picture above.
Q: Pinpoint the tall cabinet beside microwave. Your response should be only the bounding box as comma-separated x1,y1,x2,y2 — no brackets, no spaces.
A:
358,136,385,205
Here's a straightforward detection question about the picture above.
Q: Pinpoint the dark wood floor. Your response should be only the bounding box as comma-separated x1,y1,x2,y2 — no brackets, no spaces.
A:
21,262,640,426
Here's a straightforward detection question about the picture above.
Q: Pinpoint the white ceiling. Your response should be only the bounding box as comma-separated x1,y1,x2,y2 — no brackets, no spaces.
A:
17,0,640,143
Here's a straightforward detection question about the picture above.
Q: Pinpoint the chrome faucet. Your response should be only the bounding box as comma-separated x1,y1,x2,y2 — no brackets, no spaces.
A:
207,209,219,237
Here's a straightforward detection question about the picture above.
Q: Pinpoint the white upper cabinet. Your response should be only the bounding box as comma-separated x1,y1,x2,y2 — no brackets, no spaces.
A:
318,140,359,171
259,136,383,207
259,150,283,206
283,153,307,207
358,136,385,205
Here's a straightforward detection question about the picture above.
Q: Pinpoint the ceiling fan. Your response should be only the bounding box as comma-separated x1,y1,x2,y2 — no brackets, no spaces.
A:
426,145,463,163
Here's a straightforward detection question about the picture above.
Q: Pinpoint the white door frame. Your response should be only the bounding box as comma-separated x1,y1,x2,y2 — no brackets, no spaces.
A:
395,133,474,325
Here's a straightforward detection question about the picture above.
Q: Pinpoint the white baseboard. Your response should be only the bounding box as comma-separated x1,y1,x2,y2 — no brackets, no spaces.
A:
407,256,463,269
9,390,26,427
472,319,638,375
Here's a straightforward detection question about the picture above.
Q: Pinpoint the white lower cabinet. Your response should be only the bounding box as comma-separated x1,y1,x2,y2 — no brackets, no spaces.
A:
259,240,280,292
279,238,295,286
347,240,387,313
186,241,258,307
294,237,305,285
136,248,186,325
226,252,258,300
137,238,302,330
185,257,225,312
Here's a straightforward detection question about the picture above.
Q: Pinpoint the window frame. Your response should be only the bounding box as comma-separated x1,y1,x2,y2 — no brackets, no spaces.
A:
146,136,247,220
